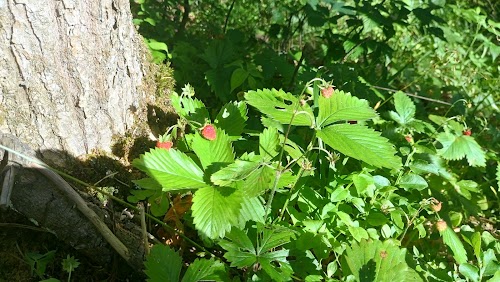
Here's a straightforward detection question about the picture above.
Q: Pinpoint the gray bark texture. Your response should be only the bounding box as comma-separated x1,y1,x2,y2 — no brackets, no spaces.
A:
0,0,157,272
0,0,153,161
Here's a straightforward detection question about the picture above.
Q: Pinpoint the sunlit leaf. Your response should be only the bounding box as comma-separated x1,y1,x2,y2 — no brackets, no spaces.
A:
191,186,242,239
215,101,247,140
259,127,280,160
245,88,314,126
133,148,207,191
170,92,209,128
440,225,468,264
436,132,486,167
399,173,428,190
317,124,401,169
317,90,377,127
191,128,235,169
181,258,227,282
210,159,261,187
389,92,416,126
343,239,422,282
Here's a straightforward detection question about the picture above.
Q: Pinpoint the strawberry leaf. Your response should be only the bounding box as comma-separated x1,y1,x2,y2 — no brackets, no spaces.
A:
210,160,261,187
181,258,227,282
144,245,182,282
259,127,281,160
343,239,422,282
436,132,486,167
170,92,209,128
215,101,248,140
192,128,235,169
192,186,243,239
242,165,275,197
389,92,416,126
316,90,377,128
238,196,265,226
317,124,402,169
245,88,314,126
133,148,208,191
440,225,468,264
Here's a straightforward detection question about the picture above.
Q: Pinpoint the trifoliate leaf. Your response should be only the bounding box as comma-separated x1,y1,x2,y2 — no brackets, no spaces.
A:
181,258,227,282
210,160,261,187
245,88,314,126
144,245,182,282
191,128,235,169
215,101,247,140
219,226,294,280
316,90,377,128
192,186,243,239
389,92,416,126
260,127,281,160
436,132,486,167
317,124,402,169
133,149,208,191
170,92,209,128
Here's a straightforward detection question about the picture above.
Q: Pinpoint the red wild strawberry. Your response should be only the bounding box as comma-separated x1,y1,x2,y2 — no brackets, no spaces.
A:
405,135,413,143
156,140,173,151
201,124,217,141
321,86,334,98
463,129,472,136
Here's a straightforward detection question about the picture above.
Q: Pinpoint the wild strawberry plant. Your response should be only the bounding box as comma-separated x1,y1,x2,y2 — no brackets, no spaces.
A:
131,80,498,281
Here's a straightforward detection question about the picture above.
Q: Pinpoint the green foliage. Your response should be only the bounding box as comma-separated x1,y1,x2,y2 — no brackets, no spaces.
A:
144,245,227,282
317,124,401,169
130,0,499,280
343,239,422,281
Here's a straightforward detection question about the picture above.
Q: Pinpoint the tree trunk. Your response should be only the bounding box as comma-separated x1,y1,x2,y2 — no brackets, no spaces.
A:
0,0,159,275
0,0,154,162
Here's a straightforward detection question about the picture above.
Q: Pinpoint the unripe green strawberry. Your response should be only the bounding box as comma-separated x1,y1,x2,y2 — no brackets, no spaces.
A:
201,124,216,141
156,140,173,151
321,86,334,98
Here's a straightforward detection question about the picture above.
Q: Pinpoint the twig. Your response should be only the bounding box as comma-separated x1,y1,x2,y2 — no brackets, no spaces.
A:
139,202,149,256
223,0,236,34
371,85,452,105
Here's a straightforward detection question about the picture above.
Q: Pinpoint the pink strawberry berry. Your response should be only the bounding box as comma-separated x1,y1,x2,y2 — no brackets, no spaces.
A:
156,140,173,151
405,135,413,143
436,220,447,232
321,86,334,98
201,124,217,141
463,129,472,136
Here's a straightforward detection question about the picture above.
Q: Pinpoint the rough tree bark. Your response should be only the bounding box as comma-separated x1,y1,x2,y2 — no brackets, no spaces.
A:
0,0,154,162
0,0,159,274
